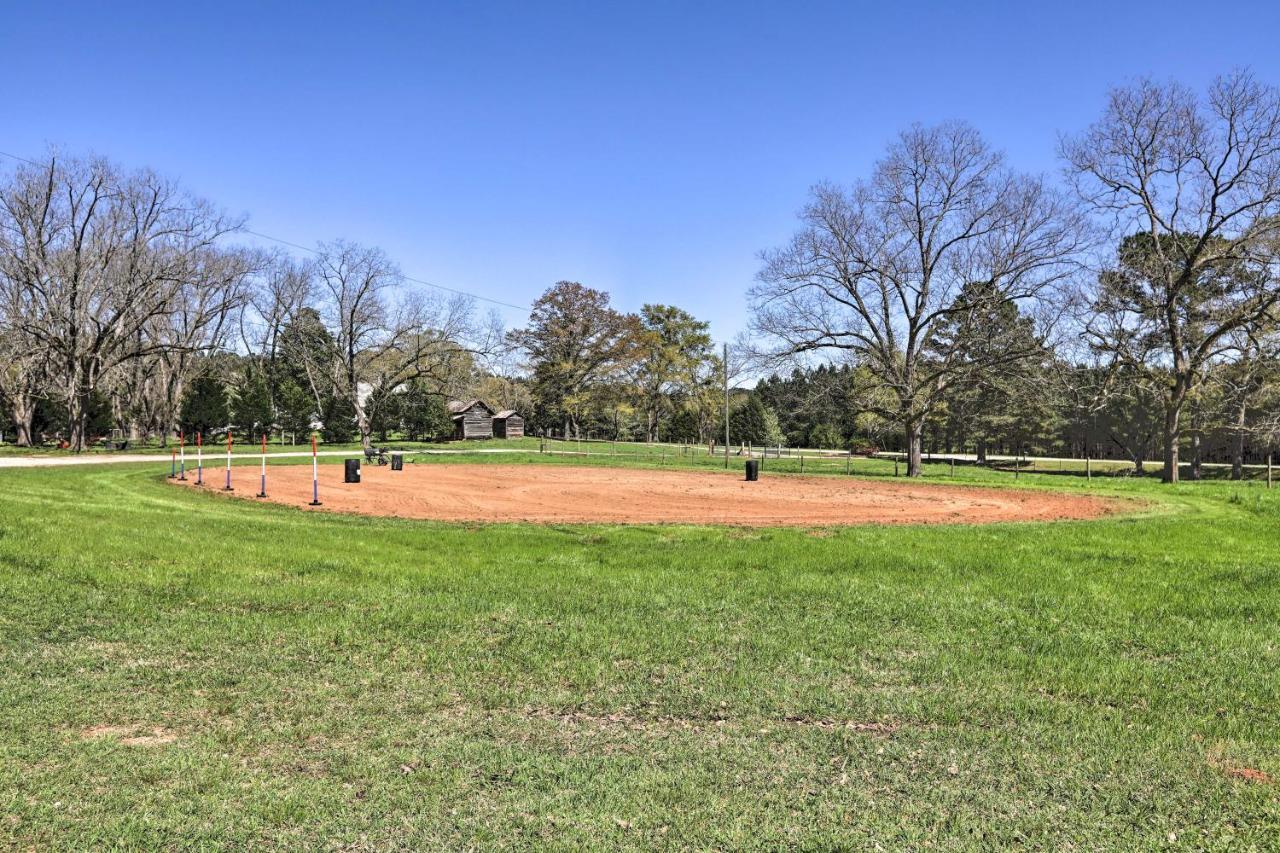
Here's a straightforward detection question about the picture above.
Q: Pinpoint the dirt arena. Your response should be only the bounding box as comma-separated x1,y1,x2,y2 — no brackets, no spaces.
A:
178,462,1122,526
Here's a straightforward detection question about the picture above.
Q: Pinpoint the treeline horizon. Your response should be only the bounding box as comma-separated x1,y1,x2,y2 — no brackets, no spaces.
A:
3,70,1280,482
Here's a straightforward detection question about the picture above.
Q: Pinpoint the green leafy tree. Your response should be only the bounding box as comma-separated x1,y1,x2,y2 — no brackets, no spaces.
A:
365,386,401,442
762,407,785,447
179,375,229,438
931,281,1053,462
808,422,843,450
399,382,452,440
275,377,315,437
320,395,356,444
277,307,338,419
629,304,714,442
230,365,274,440
729,395,769,445
508,282,633,438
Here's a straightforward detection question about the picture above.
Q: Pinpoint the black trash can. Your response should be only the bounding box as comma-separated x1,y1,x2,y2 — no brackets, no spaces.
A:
390,453,403,471
344,459,361,483
745,459,759,481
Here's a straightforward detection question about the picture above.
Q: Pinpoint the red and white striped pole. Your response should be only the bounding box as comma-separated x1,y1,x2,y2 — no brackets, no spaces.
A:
178,431,187,481
309,433,322,506
223,432,234,491
256,433,268,498
196,432,203,486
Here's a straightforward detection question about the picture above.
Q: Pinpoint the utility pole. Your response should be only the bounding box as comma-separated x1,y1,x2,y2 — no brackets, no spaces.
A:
723,342,730,469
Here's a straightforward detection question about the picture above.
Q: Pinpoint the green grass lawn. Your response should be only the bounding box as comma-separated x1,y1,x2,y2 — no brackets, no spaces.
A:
0,454,1277,849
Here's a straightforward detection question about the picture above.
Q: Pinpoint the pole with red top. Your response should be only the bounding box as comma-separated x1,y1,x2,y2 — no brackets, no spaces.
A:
256,433,268,498
223,432,234,491
196,432,203,486
309,433,322,506
178,431,187,481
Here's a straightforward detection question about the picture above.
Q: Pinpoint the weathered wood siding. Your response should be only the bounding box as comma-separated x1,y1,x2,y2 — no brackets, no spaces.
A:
452,404,493,440
493,415,524,439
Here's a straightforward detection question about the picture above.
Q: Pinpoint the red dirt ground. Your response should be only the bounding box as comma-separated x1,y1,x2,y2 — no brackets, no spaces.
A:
176,462,1122,527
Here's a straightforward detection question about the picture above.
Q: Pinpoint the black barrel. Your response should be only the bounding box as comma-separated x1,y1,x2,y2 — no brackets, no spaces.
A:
390,453,403,471
745,459,759,481
344,459,361,483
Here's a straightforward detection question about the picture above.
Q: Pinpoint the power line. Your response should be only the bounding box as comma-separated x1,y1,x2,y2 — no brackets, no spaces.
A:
240,229,531,312
0,148,532,314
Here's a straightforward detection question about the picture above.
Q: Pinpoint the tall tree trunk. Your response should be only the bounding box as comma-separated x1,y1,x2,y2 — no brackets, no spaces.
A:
976,438,987,465
905,420,923,477
1189,432,1202,481
1231,400,1248,481
1161,398,1182,484
352,387,372,453
68,391,89,452
10,396,35,447
355,410,372,452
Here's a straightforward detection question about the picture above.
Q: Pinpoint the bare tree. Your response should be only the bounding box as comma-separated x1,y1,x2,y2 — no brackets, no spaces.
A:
1063,71,1280,482
750,122,1086,475
151,247,257,440
311,240,485,451
0,238,46,445
241,253,313,365
0,328,44,446
0,155,245,449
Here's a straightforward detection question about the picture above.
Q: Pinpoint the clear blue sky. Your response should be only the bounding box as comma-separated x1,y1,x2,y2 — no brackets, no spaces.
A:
5,1,1280,339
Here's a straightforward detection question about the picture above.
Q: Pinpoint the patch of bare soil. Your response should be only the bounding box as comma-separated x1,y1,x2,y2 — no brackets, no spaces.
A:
80,725,178,747
1206,745,1274,784
176,462,1123,527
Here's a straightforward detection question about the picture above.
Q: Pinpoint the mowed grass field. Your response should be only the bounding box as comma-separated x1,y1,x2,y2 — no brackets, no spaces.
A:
0,454,1277,849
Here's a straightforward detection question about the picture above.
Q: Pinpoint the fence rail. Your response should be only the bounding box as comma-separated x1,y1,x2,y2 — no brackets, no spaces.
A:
527,437,1274,484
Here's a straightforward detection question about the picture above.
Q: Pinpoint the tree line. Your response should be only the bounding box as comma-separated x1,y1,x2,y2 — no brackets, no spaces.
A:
0,155,491,452
0,157,722,451
748,71,1280,482
3,71,1279,483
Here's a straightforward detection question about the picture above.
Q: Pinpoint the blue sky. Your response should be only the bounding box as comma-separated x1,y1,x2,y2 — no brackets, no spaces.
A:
5,1,1280,339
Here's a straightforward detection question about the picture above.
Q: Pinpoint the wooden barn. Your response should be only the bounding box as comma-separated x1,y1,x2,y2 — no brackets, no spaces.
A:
448,399,495,440
492,410,524,439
